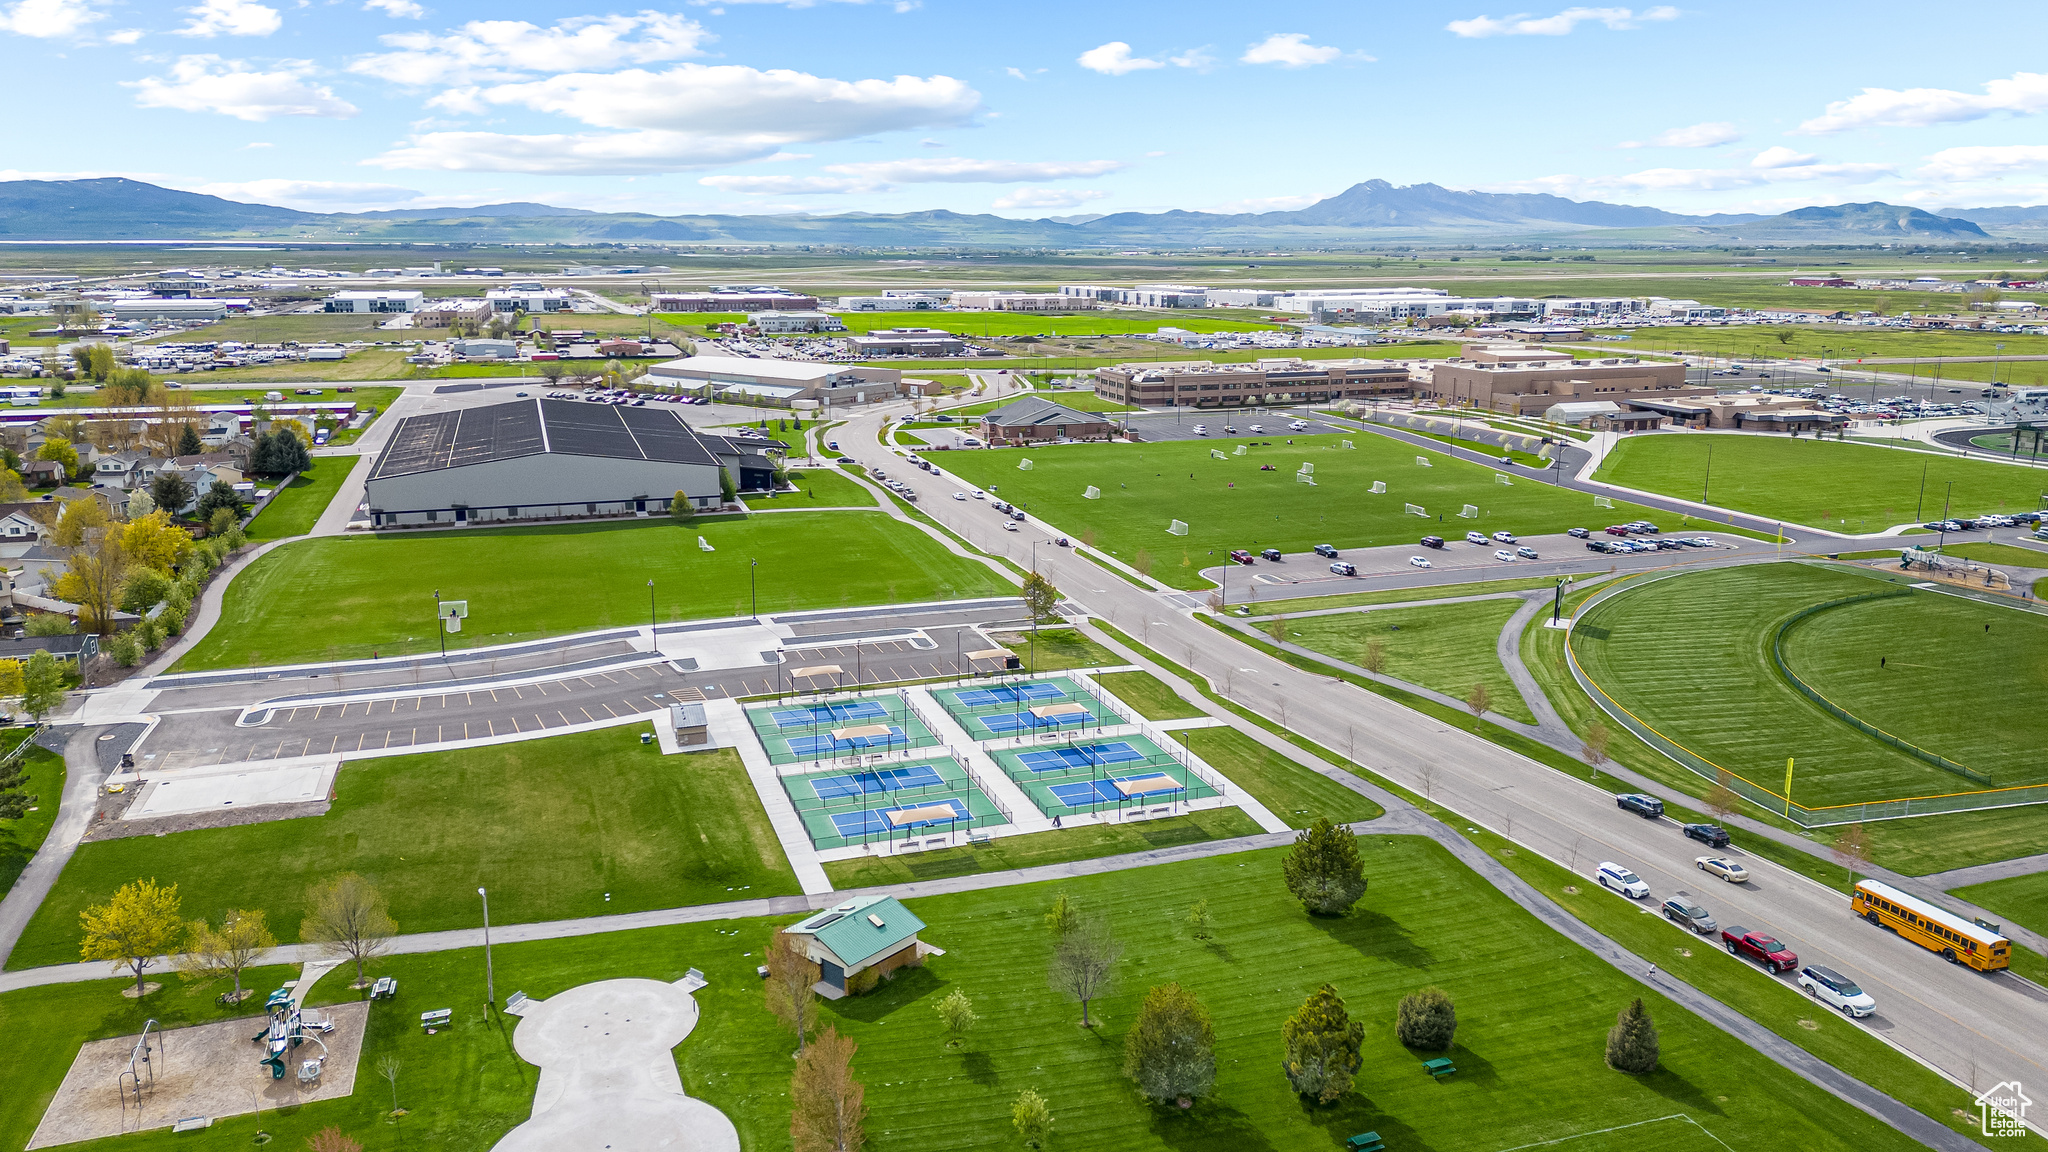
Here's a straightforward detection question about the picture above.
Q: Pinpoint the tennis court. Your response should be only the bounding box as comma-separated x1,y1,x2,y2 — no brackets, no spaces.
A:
1015,741,1147,773
930,676,1121,742
988,734,1223,818
953,682,1067,708
781,756,1007,850
745,693,940,765
1049,773,1186,807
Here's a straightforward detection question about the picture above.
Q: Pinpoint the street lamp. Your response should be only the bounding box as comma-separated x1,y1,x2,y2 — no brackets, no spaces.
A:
433,589,446,658
648,579,656,634
478,886,494,1008
749,558,758,621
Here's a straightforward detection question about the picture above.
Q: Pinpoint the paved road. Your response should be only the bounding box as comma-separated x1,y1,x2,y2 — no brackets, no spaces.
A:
849,406,2048,1125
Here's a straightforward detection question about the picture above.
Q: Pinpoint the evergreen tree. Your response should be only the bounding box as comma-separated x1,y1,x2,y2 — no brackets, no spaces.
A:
149,473,195,518
175,423,203,457
1123,983,1216,1105
196,481,243,523
1282,817,1368,915
1282,984,1364,1103
1395,987,1458,1052
1605,998,1659,1075
248,433,277,476
718,466,737,504
0,746,35,820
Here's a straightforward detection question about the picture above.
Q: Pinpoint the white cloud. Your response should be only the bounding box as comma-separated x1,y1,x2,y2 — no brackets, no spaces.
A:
1447,5,1677,37
351,12,710,86
1797,71,2048,134
697,174,866,194
196,178,423,209
822,157,1122,183
244,140,272,147
106,26,142,42
363,0,423,16
1751,146,1816,169
1618,121,1740,148
0,0,102,37
369,64,979,174
1077,41,1161,75
1240,32,1341,68
176,0,282,37
992,188,1107,210
128,55,357,120
1168,47,1216,70
1918,144,2048,181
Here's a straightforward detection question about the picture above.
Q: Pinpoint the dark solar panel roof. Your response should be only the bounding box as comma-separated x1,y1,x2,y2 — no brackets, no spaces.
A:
371,398,719,481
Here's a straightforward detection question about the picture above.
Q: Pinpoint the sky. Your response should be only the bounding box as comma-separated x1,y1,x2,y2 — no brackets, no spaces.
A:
6,0,2048,220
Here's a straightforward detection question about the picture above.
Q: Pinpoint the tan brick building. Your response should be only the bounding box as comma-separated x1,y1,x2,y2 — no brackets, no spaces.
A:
1424,350,1707,416
1093,358,1412,409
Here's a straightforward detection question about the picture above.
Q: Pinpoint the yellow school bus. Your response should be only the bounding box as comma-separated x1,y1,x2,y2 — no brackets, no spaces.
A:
1852,879,2010,972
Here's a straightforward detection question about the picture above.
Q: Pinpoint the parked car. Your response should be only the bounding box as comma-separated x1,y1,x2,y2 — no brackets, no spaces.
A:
1691,537,1720,548
1248,424,1265,434
1696,856,1749,883
1409,556,1433,569
1003,520,1018,532
1330,561,1358,576
1010,509,1026,521
1586,540,1614,554
1260,548,1282,561
1722,926,1798,972
1605,525,1630,536
1288,420,1309,431
1229,549,1255,564
1616,793,1665,818
1491,530,1517,543
1191,424,1208,435
1683,823,1731,848
1661,899,1717,934
1798,965,1876,1017
1596,862,1651,899
1465,531,1489,545
1420,535,1445,549
1567,527,1591,539
1494,549,1517,562
1314,544,1339,558
952,492,967,500
1516,546,1539,559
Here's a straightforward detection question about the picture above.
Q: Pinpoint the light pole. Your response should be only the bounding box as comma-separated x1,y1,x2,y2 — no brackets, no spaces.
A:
648,579,656,634
478,887,494,1008
749,558,758,621
1701,440,1713,505
433,589,446,658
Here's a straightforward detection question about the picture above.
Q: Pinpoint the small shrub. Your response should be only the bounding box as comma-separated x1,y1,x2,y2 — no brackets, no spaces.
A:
1395,987,1457,1052
846,966,881,996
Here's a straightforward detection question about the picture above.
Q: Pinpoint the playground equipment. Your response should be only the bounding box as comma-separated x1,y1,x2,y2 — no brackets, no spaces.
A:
253,989,333,1082
117,1019,162,1117
1900,548,2010,588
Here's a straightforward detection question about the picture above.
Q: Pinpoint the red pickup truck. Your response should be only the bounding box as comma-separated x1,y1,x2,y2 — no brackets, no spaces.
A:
1721,926,1799,973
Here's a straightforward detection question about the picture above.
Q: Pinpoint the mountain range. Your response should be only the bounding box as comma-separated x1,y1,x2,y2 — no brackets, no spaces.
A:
0,176,2008,247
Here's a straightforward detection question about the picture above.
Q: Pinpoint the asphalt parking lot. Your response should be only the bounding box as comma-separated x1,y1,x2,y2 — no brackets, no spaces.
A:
1122,411,1347,443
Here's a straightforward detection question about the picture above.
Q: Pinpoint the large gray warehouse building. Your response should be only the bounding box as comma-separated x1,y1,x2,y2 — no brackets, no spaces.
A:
365,398,778,528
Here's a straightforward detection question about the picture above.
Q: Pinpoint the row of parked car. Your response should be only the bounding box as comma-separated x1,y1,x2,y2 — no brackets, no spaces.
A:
1190,419,1311,437
1922,512,2041,531
1600,792,1877,1018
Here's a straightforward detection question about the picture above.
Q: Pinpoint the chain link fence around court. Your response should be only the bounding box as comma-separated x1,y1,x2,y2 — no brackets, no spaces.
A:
928,675,1127,743
744,693,940,767
990,733,1222,821
780,756,1007,851
1566,576,2048,827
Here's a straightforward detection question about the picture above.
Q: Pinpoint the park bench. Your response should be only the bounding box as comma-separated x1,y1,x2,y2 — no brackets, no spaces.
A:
1423,1057,1456,1079
370,976,397,1000
504,991,529,1013
420,1008,452,1030
1346,1132,1383,1152
172,1117,212,1133
967,830,991,845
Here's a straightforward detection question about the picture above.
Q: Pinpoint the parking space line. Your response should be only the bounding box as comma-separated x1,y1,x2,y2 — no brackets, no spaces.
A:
600,703,618,718
558,711,571,726
511,716,522,732
356,733,367,751
533,682,550,696
328,734,339,754
535,714,546,729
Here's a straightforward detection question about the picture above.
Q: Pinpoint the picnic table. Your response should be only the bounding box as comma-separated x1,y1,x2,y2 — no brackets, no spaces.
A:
1423,1056,1456,1078
1347,1132,1384,1152
370,976,397,1000
420,1008,452,1030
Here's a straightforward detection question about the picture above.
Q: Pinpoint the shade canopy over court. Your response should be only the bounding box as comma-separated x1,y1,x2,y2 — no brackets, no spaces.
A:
745,696,940,765
780,755,1004,850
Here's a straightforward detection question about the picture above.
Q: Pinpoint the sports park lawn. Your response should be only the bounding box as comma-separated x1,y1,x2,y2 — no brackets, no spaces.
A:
1572,562,2048,808
8,730,797,972
995,627,1121,672
1279,599,1536,724
245,455,356,539
1933,540,2048,569
0,744,64,896
771,465,874,508
1594,434,2048,531
2,840,1931,1152
947,391,1139,416
1180,725,1383,827
1247,574,1563,616
942,433,1672,590
175,511,1011,670
1095,669,1205,720
1952,873,2048,941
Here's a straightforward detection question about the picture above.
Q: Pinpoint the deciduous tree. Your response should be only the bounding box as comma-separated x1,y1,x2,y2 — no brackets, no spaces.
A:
300,873,396,987
1395,986,1458,1052
79,878,183,997
1044,891,1078,942
1360,638,1387,677
123,510,192,574
36,437,78,481
197,481,244,524
1465,682,1490,728
24,612,73,636
176,908,275,1003
1605,998,1659,1075
1021,569,1061,623
1011,1089,1052,1147
1283,983,1364,1103
765,931,820,1055
304,1127,363,1152
1581,721,1611,768
1282,817,1367,916
791,1025,865,1152
934,988,977,1043
21,650,69,721
1831,824,1872,892
1048,915,1118,1027
1122,983,1215,1105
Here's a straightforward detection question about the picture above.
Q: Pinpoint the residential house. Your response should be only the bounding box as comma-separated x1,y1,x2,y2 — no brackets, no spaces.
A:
0,632,99,664
92,450,162,491
780,895,934,999
23,459,65,487
980,396,1116,444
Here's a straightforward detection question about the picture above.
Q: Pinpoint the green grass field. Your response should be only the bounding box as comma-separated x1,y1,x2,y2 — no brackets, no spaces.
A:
942,433,1673,590
1595,434,2048,530
245,456,356,539
8,730,796,972
655,310,1285,337
1181,726,1383,826
1933,541,2048,569
997,627,1122,672
138,312,399,345
1094,670,1205,720
1588,321,2048,363
0,745,63,896
2,838,1932,1152
1573,563,2048,807
861,341,1462,374
175,512,1010,670
1281,599,1536,724
772,465,874,508
1248,574,1565,616
1952,873,2048,940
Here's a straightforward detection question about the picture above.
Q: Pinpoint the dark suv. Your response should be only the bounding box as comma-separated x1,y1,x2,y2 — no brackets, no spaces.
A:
1313,544,1339,558
1419,535,1446,549
1616,793,1665,818
1683,823,1731,848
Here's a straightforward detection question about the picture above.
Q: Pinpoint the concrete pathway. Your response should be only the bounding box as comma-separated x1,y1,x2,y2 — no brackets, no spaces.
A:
1924,853,2048,890
1496,593,1578,746
0,725,141,965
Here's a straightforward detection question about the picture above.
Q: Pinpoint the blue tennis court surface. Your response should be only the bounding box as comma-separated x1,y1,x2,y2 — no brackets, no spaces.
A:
1048,775,1186,808
811,764,945,800
954,682,1066,708
829,797,971,837
768,701,890,728
1016,742,1145,773
982,710,1091,735
787,725,907,757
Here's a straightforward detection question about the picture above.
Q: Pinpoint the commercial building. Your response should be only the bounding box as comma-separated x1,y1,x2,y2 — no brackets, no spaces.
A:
323,290,424,314
747,310,845,334
106,299,229,321
365,397,777,527
951,292,1094,311
652,291,819,312
1204,288,1279,308
849,328,967,357
1093,358,1411,408
836,295,947,311
979,396,1116,444
1423,349,1706,415
452,338,519,359
416,298,494,328
1059,284,1211,307
646,355,901,408
487,285,573,313
1273,289,1540,321
1536,297,1647,318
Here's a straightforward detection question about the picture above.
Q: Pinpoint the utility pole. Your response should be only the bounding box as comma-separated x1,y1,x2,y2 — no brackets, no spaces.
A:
434,589,446,658
750,558,758,621
478,887,494,1008
1702,440,1713,506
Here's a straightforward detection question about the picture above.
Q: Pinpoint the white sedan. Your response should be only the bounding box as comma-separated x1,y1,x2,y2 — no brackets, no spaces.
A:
1494,549,1517,562
1696,856,1749,883
952,492,967,501
1408,556,1433,569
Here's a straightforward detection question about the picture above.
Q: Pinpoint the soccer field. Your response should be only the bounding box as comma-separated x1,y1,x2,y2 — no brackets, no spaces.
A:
1573,562,2048,808
940,433,1675,589
176,511,1011,670
1594,434,2048,531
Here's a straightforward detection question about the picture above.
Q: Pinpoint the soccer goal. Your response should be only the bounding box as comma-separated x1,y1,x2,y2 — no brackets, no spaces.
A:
1167,519,1189,536
698,536,715,552
1341,439,1355,450
1296,471,1317,485
1415,456,1432,467
1370,481,1386,494
1495,473,1513,485
1017,458,1033,471
1298,462,1314,476
1233,445,1247,455
1210,449,1227,460
1404,503,1427,517
1083,485,1100,500
1594,495,1614,509
1459,504,1479,519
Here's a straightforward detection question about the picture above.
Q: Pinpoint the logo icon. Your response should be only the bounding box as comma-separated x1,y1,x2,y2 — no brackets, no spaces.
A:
1975,1081,2032,1138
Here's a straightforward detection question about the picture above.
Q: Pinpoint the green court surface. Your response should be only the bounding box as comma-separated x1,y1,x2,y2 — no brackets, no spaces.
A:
174,511,1010,670
1573,562,2048,808
1594,434,2048,531
990,733,1221,818
940,433,1676,590
779,756,1004,851
743,693,940,766
929,675,1122,741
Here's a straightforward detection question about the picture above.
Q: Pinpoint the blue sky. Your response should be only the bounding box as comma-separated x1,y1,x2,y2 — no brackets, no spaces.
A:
7,0,2048,219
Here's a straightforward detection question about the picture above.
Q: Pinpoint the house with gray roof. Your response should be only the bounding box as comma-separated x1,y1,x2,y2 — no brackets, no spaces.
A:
979,395,1116,444
781,894,933,998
